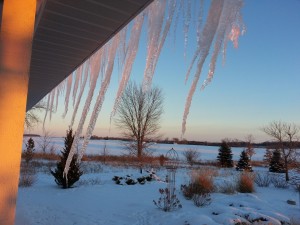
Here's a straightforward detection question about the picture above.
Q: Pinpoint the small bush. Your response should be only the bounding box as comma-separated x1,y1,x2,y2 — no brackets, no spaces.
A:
153,188,182,212
254,172,271,187
192,193,211,207
181,171,214,200
271,175,289,189
19,167,37,187
182,149,200,166
237,172,254,193
217,180,237,194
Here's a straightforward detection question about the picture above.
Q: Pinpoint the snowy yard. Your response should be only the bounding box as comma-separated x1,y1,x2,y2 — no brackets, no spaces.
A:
16,139,300,225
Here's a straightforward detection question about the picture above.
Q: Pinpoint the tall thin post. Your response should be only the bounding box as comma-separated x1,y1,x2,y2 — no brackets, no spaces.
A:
0,1,36,224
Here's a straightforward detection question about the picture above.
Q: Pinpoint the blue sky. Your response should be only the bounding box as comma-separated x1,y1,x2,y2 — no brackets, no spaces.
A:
33,0,300,142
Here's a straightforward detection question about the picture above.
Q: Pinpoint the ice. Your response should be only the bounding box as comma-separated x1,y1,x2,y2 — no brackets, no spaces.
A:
77,34,120,163
111,13,145,119
62,73,73,118
182,0,225,136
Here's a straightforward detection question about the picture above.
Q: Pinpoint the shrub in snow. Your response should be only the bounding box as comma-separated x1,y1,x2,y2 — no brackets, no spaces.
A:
192,193,211,207
254,172,271,187
236,150,253,172
217,141,233,168
269,149,285,173
20,138,37,187
271,175,289,189
181,171,214,199
19,166,37,187
51,128,83,189
182,148,200,166
181,170,214,207
237,172,255,193
217,180,237,194
153,188,182,212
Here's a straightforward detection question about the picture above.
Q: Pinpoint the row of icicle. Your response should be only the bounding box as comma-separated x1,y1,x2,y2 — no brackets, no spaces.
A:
41,0,245,177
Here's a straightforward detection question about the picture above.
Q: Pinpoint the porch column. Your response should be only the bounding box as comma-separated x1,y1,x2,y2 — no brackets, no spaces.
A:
0,1,36,224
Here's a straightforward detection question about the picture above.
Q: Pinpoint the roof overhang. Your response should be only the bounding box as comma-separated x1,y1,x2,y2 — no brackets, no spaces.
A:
27,0,153,110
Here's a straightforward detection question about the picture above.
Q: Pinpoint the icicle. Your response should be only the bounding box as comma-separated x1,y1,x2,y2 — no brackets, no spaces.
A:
42,94,50,129
183,0,192,59
70,60,90,127
77,34,120,163
72,65,83,107
173,0,184,47
63,46,105,178
184,0,204,84
143,0,172,91
202,0,245,89
182,0,225,136
48,89,55,121
111,13,145,119
62,73,73,117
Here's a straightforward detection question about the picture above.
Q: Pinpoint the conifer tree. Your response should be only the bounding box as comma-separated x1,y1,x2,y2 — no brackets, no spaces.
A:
263,148,273,165
24,138,35,165
269,149,285,173
51,128,83,188
236,150,252,171
217,141,233,167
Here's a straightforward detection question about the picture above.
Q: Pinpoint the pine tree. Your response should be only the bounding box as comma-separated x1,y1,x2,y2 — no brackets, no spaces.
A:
236,150,252,171
24,138,35,165
51,128,83,188
263,148,273,165
269,149,285,173
217,141,233,167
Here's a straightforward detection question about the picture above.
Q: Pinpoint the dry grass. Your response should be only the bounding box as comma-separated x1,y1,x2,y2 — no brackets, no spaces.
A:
182,170,215,199
217,180,237,194
237,172,255,193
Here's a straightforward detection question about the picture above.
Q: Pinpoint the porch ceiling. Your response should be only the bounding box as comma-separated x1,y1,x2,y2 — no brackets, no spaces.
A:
27,0,153,110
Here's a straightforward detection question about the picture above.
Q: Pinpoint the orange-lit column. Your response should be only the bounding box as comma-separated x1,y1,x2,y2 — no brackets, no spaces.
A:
0,1,36,224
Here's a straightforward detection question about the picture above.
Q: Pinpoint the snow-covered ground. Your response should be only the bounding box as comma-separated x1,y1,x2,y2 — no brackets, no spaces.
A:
16,138,300,225
22,137,266,161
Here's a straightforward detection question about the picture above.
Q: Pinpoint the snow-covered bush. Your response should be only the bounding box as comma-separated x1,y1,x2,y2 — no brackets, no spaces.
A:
271,175,289,189
153,188,182,212
254,172,271,187
237,172,255,193
217,180,237,194
192,193,211,207
19,166,37,187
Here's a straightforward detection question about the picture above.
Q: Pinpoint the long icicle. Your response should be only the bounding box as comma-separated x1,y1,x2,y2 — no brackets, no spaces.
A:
142,0,167,91
77,34,120,163
63,46,106,178
70,60,90,127
111,13,145,119
182,0,225,137
62,73,73,117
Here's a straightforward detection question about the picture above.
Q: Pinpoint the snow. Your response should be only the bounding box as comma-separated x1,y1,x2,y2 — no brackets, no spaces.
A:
17,139,300,225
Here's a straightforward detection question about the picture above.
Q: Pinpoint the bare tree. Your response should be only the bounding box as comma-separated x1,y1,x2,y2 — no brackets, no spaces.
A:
182,148,200,166
114,82,163,158
38,130,53,153
25,101,47,130
261,121,300,181
244,134,255,161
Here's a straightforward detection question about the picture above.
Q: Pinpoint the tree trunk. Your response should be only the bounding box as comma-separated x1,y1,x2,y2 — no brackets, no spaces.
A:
284,157,289,181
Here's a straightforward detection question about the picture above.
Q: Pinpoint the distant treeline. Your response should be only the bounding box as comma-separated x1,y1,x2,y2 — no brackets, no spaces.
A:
90,135,300,148
23,134,41,137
